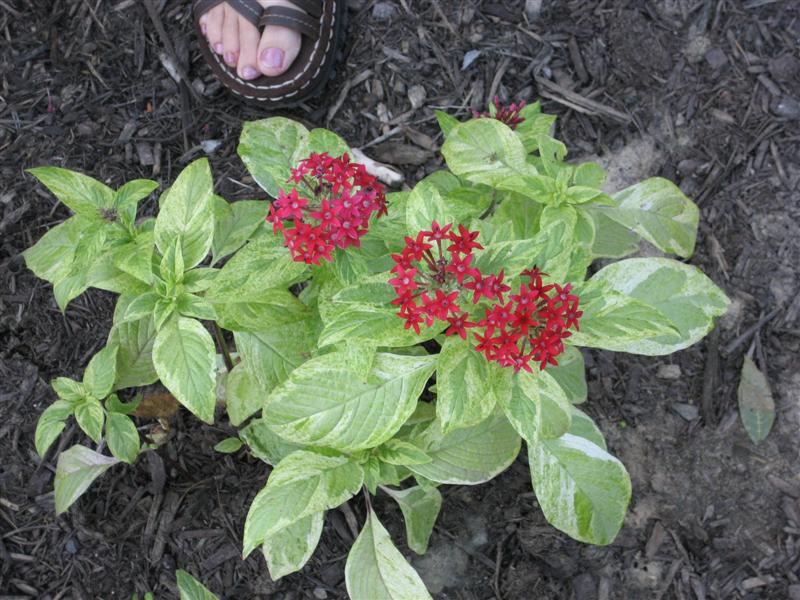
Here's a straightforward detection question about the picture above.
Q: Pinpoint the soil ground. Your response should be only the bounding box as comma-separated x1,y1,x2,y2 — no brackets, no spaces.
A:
2,1,800,598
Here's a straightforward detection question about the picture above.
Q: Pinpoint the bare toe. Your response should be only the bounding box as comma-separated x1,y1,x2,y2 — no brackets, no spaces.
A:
203,4,225,54
256,0,303,77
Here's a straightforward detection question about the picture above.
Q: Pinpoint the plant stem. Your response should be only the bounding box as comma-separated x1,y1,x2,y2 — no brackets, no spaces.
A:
480,189,498,219
212,322,234,372
362,486,373,513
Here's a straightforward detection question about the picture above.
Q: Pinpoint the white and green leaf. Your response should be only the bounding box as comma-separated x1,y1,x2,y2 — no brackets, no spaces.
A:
153,158,215,269
529,433,631,545
153,317,217,423
407,412,521,484
383,485,442,554
262,511,325,580
264,352,437,452
243,450,363,557
345,508,432,600
54,445,120,514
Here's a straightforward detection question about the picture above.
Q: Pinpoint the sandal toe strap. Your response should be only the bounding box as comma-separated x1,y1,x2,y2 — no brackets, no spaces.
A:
259,5,320,40
193,0,264,28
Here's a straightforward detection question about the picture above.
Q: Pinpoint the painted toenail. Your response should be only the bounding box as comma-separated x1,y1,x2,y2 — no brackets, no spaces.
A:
214,43,223,53
261,48,284,69
224,52,237,65
242,66,259,80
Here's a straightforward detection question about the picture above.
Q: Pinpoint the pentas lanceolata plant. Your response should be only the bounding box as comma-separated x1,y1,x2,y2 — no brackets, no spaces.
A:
25,103,729,598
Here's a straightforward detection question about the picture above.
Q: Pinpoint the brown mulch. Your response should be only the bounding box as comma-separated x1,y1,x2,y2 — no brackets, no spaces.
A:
1,0,799,598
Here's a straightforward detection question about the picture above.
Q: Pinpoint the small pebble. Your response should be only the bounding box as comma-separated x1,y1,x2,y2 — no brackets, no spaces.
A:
462,49,482,70
770,96,800,120
312,587,328,600
407,84,427,109
656,364,682,380
704,47,728,70
768,54,800,82
671,403,699,421
525,0,543,21
65,538,79,554
371,1,396,21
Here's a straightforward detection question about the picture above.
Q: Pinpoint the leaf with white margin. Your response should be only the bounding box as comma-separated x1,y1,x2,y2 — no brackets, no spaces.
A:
211,197,266,264
213,289,309,332
154,158,215,270
262,511,325,580
472,237,548,287
406,412,521,484
491,193,543,240
583,207,640,258
22,216,83,284
547,346,587,404
436,336,508,433
83,344,118,399
74,398,104,443
573,258,729,355
442,119,533,187
153,317,216,423
242,450,363,557
28,166,114,217
239,418,302,466
225,363,263,427
204,236,307,303
405,180,451,235
537,204,577,281
383,485,442,554
345,508,432,600
567,407,607,450
308,127,350,156
35,400,72,458
569,286,679,353
176,569,219,600
105,412,140,464
320,300,442,348
599,177,699,258
111,229,155,286
111,315,159,390
233,321,312,392
263,352,437,451
54,445,120,514
237,117,310,198
514,102,557,153
529,433,631,545
499,369,571,445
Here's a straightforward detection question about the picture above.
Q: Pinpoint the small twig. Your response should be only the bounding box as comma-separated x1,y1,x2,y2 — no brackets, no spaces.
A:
534,76,632,123
212,322,234,372
722,307,781,355
492,533,512,600
143,0,201,102
359,125,404,150
701,327,720,425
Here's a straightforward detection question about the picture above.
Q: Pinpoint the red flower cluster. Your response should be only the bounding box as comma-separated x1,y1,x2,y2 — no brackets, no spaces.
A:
474,268,583,373
389,224,583,373
390,222,499,340
267,153,387,264
473,97,527,130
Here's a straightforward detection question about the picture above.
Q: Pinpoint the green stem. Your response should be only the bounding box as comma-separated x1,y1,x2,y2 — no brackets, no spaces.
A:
212,322,234,372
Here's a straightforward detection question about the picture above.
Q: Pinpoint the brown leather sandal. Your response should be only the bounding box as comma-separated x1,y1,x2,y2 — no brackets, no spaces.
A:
193,0,345,104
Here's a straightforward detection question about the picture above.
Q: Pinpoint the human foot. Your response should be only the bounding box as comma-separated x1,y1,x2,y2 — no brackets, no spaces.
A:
198,0,304,80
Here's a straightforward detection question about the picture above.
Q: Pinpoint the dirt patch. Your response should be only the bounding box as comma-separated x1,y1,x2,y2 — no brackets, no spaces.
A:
2,0,799,598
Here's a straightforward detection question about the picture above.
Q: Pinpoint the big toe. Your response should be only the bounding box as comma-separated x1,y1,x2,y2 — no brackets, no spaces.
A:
256,14,302,76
